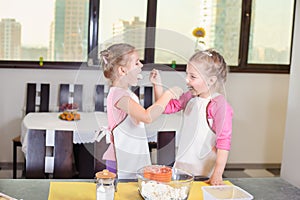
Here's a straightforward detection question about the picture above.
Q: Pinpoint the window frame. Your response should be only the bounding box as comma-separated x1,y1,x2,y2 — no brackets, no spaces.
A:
229,0,295,74
0,0,296,73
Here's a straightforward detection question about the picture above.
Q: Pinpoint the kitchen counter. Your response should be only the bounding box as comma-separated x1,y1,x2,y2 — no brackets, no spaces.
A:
0,177,300,199
229,177,300,199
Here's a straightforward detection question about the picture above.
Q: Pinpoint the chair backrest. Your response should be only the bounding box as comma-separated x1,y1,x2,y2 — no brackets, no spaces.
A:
95,84,106,112
131,86,153,108
26,83,50,114
26,129,74,179
59,84,83,111
157,131,176,167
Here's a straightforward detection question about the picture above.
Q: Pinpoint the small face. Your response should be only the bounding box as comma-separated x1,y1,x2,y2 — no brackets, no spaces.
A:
126,50,143,86
185,62,210,98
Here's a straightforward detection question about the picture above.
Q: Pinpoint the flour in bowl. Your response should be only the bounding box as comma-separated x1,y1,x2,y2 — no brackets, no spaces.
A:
141,181,188,200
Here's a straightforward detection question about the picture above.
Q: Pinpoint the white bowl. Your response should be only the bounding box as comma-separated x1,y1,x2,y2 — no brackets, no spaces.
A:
202,185,253,200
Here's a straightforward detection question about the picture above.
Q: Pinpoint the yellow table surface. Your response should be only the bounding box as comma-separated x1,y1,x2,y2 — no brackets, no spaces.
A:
48,181,232,200
48,182,96,200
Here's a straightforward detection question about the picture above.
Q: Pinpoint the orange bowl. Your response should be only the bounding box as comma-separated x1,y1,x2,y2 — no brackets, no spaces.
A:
143,165,172,182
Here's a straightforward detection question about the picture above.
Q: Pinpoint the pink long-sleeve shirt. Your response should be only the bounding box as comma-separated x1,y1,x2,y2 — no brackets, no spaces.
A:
164,91,233,151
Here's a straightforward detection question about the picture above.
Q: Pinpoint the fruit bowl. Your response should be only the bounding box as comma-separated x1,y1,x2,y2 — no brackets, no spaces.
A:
58,103,80,121
137,165,194,200
59,110,80,121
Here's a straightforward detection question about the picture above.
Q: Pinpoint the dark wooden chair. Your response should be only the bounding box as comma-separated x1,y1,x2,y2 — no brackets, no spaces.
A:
59,84,83,111
95,84,105,112
144,86,153,109
26,129,74,179
12,136,22,178
12,83,50,179
72,131,109,178
131,86,140,100
131,86,153,108
26,83,50,113
76,83,108,177
157,131,176,167
59,83,92,178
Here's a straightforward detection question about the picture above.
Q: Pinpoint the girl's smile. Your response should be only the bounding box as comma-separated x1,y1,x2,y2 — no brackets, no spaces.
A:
185,62,210,98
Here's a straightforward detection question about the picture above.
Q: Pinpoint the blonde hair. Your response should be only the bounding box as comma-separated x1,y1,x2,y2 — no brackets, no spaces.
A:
100,43,135,82
189,49,228,93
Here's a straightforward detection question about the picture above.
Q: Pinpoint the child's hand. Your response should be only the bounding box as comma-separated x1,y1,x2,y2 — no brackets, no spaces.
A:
204,175,224,186
150,69,162,86
168,86,183,99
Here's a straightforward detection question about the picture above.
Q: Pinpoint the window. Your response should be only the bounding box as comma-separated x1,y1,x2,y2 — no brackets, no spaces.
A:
248,0,294,65
231,0,295,73
156,0,242,66
0,0,89,65
0,0,296,73
98,0,147,62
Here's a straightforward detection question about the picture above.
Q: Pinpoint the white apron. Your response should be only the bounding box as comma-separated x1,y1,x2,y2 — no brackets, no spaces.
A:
113,93,151,179
174,97,217,177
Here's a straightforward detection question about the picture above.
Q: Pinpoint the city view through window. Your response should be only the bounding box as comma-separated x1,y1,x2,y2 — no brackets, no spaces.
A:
0,0,295,68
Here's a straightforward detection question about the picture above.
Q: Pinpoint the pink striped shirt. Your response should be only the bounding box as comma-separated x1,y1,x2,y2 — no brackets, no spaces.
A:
164,91,233,151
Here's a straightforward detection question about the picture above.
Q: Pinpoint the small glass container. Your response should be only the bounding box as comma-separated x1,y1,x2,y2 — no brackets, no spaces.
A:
171,60,176,69
95,169,116,200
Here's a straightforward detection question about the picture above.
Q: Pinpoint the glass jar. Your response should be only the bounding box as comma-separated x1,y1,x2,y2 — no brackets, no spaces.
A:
95,169,116,200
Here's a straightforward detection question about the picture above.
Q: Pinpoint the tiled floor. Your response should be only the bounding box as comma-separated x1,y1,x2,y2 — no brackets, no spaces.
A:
223,168,280,178
0,163,26,179
0,163,281,179
0,169,22,179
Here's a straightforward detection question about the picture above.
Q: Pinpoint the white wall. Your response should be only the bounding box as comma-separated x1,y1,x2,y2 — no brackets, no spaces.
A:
226,73,289,163
281,0,300,188
0,67,289,164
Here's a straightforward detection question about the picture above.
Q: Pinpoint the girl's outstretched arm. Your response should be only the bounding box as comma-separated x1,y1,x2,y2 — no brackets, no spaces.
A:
116,86,183,124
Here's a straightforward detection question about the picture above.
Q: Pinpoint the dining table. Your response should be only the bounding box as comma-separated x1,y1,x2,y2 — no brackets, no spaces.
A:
21,112,108,154
20,111,111,178
1,177,300,200
21,111,183,154
20,111,183,178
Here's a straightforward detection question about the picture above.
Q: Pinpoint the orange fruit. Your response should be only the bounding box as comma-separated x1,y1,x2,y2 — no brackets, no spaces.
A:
65,113,74,121
74,113,80,120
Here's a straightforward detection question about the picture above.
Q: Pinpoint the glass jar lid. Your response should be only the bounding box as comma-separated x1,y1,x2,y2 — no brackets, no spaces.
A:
95,169,116,179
